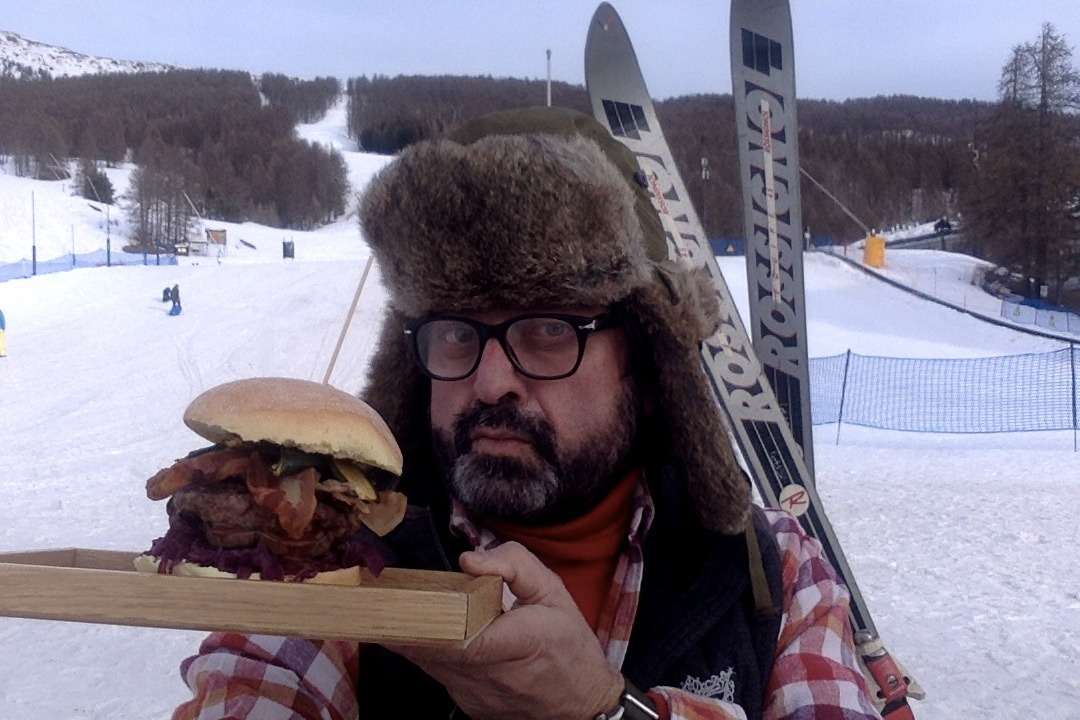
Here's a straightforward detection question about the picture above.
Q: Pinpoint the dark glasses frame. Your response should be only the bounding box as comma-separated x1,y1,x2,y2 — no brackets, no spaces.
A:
403,312,619,381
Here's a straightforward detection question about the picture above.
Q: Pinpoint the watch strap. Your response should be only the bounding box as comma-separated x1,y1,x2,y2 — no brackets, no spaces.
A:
595,678,660,720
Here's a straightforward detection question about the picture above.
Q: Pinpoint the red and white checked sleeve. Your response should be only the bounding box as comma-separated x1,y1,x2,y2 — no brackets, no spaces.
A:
171,632,359,720
647,509,881,720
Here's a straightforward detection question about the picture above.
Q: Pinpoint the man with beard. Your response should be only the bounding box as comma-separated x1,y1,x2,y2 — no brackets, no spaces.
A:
172,108,881,720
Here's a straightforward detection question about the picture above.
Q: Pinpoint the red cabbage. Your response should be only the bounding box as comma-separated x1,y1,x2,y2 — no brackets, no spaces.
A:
146,512,391,580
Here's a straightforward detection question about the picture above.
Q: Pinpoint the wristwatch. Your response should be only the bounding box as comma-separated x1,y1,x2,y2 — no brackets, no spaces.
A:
594,678,660,720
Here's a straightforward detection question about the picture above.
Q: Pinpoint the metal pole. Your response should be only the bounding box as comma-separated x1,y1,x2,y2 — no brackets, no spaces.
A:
31,192,36,276
323,255,375,386
835,350,852,446
700,155,710,236
545,49,552,107
72,225,75,267
1071,343,1077,452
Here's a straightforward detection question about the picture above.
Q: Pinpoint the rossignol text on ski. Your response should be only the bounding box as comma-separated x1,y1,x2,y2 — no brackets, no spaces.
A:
730,0,815,476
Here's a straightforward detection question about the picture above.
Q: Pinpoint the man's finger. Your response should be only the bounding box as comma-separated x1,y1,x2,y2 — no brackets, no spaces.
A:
459,542,573,609
381,641,463,665
460,604,548,664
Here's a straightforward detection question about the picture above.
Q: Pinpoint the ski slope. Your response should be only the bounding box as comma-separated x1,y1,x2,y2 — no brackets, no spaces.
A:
0,108,1078,719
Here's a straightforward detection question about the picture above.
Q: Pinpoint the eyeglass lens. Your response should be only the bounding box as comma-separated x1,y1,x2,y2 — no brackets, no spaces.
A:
415,317,583,379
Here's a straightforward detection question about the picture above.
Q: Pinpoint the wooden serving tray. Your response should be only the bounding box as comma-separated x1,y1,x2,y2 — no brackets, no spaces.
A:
0,548,501,647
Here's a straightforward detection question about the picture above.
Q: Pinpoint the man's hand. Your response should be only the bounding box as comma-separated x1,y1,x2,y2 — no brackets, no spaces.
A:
385,542,624,720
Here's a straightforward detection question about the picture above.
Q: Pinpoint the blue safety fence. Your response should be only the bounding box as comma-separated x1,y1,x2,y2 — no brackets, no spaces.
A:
808,351,849,426
810,346,1079,436
0,248,176,282
1000,296,1080,336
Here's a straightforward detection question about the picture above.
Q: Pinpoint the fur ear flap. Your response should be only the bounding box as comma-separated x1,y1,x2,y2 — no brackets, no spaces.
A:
361,309,438,501
651,262,722,341
622,279,750,534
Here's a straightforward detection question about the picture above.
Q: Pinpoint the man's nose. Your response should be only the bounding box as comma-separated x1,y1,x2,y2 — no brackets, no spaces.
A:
471,337,527,404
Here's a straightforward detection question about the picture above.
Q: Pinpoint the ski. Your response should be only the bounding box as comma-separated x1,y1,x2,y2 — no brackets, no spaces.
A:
584,3,921,716
730,0,814,475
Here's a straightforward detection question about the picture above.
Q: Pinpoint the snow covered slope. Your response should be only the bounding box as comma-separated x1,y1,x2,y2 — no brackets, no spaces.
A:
0,29,172,78
0,100,392,267
0,109,1077,718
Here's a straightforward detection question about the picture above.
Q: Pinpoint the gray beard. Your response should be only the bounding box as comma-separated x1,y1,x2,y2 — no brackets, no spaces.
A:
432,379,639,525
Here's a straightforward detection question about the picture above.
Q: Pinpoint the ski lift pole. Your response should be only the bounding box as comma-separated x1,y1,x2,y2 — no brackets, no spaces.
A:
47,152,67,185
82,172,111,267
323,255,375,386
31,192,36,276
182,191,205,258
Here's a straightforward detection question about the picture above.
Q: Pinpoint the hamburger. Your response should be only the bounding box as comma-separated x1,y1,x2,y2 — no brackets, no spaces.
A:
137,377,406,585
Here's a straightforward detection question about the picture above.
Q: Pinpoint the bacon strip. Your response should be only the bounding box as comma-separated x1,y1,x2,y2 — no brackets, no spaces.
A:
245,453,319,540
146,448,252,500
315,478,369,511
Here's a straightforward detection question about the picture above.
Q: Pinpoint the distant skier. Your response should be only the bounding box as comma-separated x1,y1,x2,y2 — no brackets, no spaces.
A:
169,284,182,316
0,307,6,357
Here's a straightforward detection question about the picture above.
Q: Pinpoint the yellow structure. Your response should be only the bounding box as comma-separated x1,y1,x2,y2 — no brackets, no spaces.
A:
864,232,887,268
0,329,6,357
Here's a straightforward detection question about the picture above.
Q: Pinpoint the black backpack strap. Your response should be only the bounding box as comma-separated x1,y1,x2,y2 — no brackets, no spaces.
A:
745,516,775,618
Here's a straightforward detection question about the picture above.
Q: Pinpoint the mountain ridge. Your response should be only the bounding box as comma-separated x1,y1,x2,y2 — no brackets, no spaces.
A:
0,29,172,79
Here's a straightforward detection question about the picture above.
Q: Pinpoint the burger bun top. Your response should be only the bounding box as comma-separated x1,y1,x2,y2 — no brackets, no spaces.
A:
183,377,403,475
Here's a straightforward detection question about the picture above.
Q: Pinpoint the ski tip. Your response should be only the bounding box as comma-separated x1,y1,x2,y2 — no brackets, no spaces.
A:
590,2,622,33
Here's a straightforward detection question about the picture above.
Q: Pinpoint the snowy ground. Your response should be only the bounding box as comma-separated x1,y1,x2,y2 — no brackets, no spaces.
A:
840,230,1078,341
1,108,1078,719
866,248,1000,315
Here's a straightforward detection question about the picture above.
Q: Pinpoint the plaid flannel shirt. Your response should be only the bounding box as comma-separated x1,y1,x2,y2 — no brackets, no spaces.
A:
173,480,881,720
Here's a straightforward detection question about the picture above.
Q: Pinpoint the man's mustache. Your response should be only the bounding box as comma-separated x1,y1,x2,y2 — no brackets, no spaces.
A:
452,401,559,467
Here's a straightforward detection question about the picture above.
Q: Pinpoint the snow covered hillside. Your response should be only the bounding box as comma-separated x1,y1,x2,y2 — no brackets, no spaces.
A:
0,102,391,268
0,30,172,78
1,107,1078,718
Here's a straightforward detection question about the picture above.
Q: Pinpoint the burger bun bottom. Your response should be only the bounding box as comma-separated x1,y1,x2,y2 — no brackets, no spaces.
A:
133,554,362,586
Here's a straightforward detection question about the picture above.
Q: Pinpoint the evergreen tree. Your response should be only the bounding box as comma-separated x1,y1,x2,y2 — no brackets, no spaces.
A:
963,23,1080,301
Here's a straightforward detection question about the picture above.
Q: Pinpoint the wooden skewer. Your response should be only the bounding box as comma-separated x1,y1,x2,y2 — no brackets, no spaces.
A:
323,255,375,386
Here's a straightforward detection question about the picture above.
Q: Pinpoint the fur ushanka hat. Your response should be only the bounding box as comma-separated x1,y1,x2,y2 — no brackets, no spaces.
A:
359,107,748,534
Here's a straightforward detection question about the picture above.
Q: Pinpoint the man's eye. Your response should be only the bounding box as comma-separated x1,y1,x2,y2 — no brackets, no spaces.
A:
538,321,570,338
516,319,574,346
443,326,476,345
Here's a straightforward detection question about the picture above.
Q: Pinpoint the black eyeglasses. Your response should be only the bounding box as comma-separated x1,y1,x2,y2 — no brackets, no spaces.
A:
404,313,620,381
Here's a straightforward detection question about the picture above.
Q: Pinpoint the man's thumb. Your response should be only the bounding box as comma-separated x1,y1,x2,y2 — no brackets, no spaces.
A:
459,542,572,609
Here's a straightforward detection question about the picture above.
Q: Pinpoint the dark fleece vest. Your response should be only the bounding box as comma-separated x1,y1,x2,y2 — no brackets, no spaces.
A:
355,464,783,718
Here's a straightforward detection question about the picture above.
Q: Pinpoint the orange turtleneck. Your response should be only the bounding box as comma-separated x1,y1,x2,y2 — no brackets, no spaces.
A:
482,469,640,631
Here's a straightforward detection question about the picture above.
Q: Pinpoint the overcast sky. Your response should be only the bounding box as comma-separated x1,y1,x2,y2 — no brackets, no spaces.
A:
4,0,1080,102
